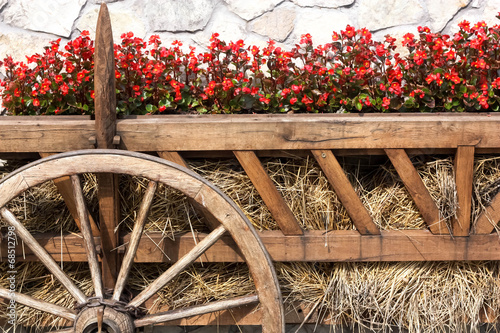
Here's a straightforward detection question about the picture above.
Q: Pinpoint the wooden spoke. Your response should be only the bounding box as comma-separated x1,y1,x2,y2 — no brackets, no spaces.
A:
71,175,103,298
0,287,77,321
452,146,475,236
39,153,99,235
385,148,447,234
134,294,259,327
112,181,157,301
312,149,380,235
128,224,227,308
0,208,87,304
158,151,221,230
234,150,303,235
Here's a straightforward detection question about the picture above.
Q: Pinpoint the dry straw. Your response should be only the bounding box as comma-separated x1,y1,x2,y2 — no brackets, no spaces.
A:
2,155,500,332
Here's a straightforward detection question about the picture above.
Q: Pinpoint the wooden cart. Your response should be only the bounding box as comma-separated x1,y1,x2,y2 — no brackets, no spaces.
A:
2,5,500,333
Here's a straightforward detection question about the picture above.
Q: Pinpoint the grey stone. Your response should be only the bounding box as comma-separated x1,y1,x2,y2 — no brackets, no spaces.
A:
250,7,296,41
425,0,471,31
2,0,85,37
291,0,354,8
225,0,283,20
291,8,351,45
0,0,7,11
141,0,216,32
76,7,147,41
357,0,425,31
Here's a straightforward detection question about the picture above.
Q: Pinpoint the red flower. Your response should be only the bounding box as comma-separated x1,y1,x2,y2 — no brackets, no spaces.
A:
33,99,40,107
291,85,302,94
290,97,297,105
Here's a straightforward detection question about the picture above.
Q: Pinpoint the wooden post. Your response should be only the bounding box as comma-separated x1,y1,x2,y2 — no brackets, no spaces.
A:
452,146,475,236
94,3,120,290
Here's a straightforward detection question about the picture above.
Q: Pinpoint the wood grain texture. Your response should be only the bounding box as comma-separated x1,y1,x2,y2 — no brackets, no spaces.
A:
116,114,500,151
453,146,475,236
0,288,77,321
474,193,500,234
0,208,87,304
385,149,447,234
71,175,103,298
158,151,221,230
134,294,258,327
234,151,303,235
312,149,379,235
0,117,94,153
39,153,99,235
7,230,500,263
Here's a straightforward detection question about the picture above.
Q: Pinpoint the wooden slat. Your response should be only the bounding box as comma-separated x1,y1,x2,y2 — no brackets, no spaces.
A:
39,153,99,235
385,149,447,234
312,149,379,235
94,3,119,290
452,146,475,236
116,113,500,151
0,117,94,153
157,151,220,230
7,229,500,263
474,194,500,234
234,150,303,235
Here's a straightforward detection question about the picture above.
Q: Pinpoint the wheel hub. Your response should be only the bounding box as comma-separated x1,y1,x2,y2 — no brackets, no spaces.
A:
74,306,135,333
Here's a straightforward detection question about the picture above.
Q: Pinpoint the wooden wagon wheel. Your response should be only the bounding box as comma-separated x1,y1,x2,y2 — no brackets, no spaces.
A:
0,149,284,333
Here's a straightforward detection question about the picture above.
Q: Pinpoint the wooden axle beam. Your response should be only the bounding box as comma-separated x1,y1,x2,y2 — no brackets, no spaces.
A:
3,230,500,263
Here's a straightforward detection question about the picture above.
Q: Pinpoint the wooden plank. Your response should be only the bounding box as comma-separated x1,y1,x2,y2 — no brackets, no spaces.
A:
385,149,447,234
7,230,500,263
312,149,379,235
0,118,95,153
234,150,303,235
116,113,500,151
452,146,475,236
474,194,500,234
94,3,119,290
157,151,220,230
39,153,99,235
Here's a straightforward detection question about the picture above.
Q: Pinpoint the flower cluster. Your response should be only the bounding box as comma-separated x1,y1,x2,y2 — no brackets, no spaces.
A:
3,15,500,115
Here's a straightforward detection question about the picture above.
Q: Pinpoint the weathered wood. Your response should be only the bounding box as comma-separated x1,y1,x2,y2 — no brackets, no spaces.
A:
128,224,227,308
94,3,120,291
0,150,284,332
116,114,500,151
234,150,303,235
0,117,95,153
135,295,258,327
453,146,475,236
8,229,500,263
112,181,157,302
312,149,379,235
474,194,500,234
385,149,447,234
0,287,77,321
0,208,87,304
71,175,103,298
157,151,220,230
39,153,99,235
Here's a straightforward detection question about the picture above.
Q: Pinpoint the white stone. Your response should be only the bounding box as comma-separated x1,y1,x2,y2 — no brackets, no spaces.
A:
357,0,425,31
425,0,470,31
2,0,85,37
250,7,296,41
140,0,216,32
0,30,60,64
444,1,500,34
194,6,247,47
291,0,354,8
225,0,283,20
76,7,147,41
291,8,351,45
0,0,7,10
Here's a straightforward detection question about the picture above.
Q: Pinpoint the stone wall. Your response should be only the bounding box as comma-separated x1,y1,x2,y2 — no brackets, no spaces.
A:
0,0,499,63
